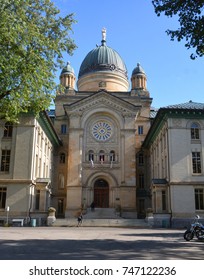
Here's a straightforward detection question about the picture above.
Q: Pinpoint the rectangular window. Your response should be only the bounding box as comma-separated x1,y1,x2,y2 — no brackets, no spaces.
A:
191,124,200,140
35,190,40,210
138,153,144,165
162,190,167,211
195,189,204,210
192,152,201,174
1,150,11,172
139,173,144,188
138,125,143,135
61,124,67,134
0,187,7,209
60,153,66,163
4,123,13,137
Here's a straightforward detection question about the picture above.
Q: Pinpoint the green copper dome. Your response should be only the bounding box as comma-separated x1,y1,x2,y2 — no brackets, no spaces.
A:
78,30,128,79
61,61,75,75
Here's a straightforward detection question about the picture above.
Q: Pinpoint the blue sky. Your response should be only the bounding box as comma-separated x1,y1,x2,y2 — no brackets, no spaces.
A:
53,0,203,109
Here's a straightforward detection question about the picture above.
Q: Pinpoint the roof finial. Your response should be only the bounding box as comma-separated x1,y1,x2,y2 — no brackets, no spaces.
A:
102,27,106,41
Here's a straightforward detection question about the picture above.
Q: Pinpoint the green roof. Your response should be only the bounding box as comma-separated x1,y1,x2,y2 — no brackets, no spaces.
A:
38,111,62,147
61,61,75,75
143,101,204,148
164,101,204,110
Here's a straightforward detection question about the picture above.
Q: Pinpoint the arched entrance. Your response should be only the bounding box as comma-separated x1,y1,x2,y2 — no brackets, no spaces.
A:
94,179,109,208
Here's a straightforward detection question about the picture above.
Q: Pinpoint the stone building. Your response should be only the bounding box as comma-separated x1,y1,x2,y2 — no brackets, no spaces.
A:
52,29,152,218
143,101,204,227
0,30,203,226
0,112,61,225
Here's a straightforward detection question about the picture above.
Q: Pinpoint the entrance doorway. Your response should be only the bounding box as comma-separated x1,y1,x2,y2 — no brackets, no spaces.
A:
94,179,109,208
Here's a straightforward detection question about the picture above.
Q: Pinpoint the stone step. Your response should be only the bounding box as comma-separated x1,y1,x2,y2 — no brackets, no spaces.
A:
53,218,150,228
84,207,121,219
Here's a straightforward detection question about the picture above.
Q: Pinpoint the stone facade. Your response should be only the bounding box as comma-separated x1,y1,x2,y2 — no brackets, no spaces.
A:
51,89,152,218
143,105,204,227
0,112,61,225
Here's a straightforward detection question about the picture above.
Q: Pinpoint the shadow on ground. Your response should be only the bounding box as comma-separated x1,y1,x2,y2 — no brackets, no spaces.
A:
0,233,204,260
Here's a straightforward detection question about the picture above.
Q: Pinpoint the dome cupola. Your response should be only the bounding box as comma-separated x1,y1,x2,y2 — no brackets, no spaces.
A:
131,63,147,90
77,29,129,92
60,61,76,89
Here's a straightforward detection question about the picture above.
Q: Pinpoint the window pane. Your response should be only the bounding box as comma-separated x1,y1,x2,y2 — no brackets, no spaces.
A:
192,152,201,173
110,150,115,162
138,126,143,135
139,174,144,188
0,187,7,208
195,189,204,210
61,124,67,134
88,150,94,161
35,190,40,210
1,150,11,172
138,153,144,165
60,153,65,163
162,190,167,211
191,123,200,139
4,122,13,137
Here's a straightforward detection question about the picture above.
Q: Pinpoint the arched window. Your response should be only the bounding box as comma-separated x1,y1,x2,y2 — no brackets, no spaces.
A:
191,123,200,140
88,150,94,161
4,122,13,137
99,150,105,163
110,150,115,162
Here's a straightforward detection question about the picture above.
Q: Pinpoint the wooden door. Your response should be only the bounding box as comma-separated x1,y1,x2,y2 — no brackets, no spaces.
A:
94,179,109,208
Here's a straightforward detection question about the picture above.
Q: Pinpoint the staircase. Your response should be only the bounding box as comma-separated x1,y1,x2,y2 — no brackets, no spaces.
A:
84,207,121,219
53,208,150,228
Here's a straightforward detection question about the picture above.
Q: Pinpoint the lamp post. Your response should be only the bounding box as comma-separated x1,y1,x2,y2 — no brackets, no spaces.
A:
6,206,10,225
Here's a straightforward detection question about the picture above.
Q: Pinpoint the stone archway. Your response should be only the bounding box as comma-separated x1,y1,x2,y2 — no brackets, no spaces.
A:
94,179,109,208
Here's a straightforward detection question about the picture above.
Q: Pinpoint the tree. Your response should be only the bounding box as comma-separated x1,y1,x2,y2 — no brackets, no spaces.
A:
152,0,204,59
0,0,76,122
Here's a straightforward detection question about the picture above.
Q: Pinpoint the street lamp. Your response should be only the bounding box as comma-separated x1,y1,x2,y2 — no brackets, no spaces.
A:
6,206,10,225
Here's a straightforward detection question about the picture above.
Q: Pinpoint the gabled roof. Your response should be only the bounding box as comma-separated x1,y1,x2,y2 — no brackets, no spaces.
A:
63,90,141,115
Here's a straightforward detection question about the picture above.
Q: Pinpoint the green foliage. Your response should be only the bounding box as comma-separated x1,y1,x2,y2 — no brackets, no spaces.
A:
0,0,76,122
152,0,204,59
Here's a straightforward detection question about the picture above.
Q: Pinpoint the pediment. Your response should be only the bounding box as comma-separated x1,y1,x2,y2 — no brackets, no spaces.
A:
64,91,141,117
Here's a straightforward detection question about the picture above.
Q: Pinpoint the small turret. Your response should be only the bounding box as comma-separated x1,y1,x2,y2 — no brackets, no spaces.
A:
60,61,76,90
131,63,147,90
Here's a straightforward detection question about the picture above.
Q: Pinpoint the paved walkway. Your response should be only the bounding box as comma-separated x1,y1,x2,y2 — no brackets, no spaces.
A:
0,227,203,260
